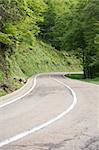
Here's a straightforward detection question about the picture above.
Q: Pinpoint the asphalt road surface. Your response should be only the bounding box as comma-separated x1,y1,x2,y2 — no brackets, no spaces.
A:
0,74,99,150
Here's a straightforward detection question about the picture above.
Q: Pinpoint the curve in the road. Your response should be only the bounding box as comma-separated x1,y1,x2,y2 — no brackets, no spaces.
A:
0,72,81,109
0,76,77,148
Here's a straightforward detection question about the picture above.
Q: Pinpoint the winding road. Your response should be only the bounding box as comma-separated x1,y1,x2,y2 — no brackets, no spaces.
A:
0,73,99,150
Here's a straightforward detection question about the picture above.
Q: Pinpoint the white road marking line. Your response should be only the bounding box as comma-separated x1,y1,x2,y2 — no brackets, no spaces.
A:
0,72,81,108
0,77,77,148
0,75,38,109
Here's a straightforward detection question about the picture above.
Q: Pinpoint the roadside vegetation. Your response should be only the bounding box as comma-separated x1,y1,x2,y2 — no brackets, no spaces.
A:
0,40,81,96
0,0,99,96
66,74,99,84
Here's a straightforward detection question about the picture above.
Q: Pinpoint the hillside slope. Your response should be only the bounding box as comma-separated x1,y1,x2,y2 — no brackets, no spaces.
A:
0,41,82,96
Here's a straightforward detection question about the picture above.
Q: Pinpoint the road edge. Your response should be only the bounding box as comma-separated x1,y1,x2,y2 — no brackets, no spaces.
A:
0,75,77,147
0,72,81,108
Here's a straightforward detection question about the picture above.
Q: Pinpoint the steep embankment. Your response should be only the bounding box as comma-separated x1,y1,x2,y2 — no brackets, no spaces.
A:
0,41,82,96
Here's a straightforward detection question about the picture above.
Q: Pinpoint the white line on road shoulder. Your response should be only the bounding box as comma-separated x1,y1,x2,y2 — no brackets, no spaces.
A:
0,76,77,148
0,75,38,109
0,72,80,108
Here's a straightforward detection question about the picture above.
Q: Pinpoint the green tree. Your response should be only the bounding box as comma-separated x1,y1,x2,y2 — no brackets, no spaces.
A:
48,0,99,78
0,0,47,77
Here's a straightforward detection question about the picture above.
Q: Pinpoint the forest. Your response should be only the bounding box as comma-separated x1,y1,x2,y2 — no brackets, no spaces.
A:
0,0,99,94
40,0,99,78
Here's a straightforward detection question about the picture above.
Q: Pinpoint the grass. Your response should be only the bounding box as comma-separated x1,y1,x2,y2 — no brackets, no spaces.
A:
67,74,99,84
0,40,82,97
14,41,81,76
83,77,99,84
0,90,6,97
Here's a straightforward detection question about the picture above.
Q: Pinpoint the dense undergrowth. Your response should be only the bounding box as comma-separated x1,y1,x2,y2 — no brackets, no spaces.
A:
67,74,99,84
0,41,81,96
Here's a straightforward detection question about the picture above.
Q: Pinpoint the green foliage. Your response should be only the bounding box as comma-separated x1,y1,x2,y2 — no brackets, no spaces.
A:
95,35,99,44
41,0,99,78
9,41,81,77
0,40,81,96
0,32,14,45
0,0,47,78
0,0,47,51
68,74,99,84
